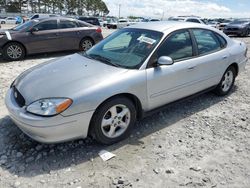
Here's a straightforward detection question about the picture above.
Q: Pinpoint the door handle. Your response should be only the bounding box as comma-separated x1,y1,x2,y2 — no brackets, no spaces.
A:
222,55,228,59
187,66,196,70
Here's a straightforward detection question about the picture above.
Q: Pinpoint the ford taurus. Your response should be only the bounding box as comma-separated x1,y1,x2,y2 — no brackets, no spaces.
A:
5,22,248,144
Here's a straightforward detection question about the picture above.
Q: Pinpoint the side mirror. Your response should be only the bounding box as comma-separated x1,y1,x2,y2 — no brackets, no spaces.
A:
30,27,39,33
157,56,173,66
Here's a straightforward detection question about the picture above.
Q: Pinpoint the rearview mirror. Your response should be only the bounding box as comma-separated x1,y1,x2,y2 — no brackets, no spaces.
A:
157,56,173,66
30,27,39,33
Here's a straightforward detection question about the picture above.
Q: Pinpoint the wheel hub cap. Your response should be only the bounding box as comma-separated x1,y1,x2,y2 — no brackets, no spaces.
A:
82,40,93,51
7,45,22,59
221,70,233,92
101,104,131,138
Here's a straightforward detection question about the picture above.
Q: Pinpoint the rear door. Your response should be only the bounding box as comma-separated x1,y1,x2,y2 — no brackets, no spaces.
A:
57,19,85,51
190,29,229,88
25,19,62,53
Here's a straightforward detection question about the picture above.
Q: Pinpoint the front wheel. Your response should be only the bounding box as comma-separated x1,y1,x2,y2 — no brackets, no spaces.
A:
90,97,136,145
214,66,236,96
3,42,25,61
80,38,94,51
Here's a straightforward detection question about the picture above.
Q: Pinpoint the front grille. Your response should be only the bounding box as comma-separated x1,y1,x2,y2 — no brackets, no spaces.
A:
13,87,25,107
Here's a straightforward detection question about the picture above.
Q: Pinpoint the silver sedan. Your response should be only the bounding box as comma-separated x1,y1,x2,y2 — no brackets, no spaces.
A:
5,21,248,144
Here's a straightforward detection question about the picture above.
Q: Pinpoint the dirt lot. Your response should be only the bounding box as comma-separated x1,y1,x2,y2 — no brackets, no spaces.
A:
0,27,249,188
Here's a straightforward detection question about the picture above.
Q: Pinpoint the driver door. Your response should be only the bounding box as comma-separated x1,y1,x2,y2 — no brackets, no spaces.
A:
146,29,200,110
25,19,62,54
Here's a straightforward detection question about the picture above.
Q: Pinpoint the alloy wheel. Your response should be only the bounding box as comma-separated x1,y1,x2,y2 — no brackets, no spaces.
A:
7,45,23,59
101,104,131,139
81,40,93,51
221,70,234,92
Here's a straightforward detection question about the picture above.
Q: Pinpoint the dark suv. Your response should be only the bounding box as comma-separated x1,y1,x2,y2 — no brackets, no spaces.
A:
0,17,103,61
78,17,100,26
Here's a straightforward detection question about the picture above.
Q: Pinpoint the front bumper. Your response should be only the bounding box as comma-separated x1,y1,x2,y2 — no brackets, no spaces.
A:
223,28,247,35
5,88,94,143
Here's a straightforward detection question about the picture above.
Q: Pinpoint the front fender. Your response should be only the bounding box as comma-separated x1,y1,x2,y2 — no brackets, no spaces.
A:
62,69,148,116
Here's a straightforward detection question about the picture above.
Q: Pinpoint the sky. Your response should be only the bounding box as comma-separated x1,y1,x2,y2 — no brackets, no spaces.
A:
103,0,250,19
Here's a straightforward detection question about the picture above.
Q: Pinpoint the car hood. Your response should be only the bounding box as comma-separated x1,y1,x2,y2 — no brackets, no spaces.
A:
14,53,129,105
226,23,248,28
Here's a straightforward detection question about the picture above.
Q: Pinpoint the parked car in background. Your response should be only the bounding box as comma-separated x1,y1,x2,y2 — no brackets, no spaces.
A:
30,13,58,20
223,19,250,37
149,18,160,22
218,19,232,30
207,21,220,29
0,17,103,60
168,16,205,24
0,16,7,24
107,19,130,29
0,17,17,24
78,17,101,26
5,21,248,144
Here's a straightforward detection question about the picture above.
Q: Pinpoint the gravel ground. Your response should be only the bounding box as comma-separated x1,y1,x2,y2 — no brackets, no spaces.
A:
0,31,249,188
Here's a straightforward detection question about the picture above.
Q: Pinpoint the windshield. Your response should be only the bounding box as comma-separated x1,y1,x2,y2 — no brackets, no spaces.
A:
231,20,249,24
168,17,184,21
11,20,35,31
83,28,163,69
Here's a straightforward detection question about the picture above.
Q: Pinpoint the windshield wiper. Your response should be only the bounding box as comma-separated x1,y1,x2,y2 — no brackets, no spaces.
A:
88,54,121,67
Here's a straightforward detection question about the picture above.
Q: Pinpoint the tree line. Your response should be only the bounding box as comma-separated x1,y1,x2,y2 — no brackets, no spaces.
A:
0,0,109,16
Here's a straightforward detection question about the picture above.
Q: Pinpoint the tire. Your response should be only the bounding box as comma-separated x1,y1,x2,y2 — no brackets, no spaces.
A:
3,42,25,61
1,21,5,24
244,30,250,37
90,97,137,145
80,38,94,51
214,66,236,96
113,25,117,29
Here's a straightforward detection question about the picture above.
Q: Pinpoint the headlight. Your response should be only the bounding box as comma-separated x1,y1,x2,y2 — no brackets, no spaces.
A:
26,98,73,116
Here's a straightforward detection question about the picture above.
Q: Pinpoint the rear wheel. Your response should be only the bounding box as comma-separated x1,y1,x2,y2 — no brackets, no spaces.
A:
80,38,94,51
90,97,136,145
214,66,236,96
3,42,25,61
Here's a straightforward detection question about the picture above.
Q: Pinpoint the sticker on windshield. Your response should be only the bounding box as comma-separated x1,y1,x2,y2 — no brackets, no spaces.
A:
137,36,156,45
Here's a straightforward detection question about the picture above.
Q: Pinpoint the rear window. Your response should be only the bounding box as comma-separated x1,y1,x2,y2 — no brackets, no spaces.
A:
59,20,78,28
215,33,227,48
186,19,200,23
192,29,221,55
79,17,99,25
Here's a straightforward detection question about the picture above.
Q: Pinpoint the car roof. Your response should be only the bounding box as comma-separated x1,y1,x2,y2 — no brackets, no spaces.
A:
35,17,77,22
128,21,207,32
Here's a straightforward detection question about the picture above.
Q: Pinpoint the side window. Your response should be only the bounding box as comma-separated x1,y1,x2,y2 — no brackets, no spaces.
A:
59,20,78,29
193,29,221,55
156,30,193,61
215,33,227,48
32,15,39,19
33,20,57,31
78,21,88,27
186,19,200,23
103,32,132,50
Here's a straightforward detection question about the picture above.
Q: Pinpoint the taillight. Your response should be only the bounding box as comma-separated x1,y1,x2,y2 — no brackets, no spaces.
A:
96,27,102,33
